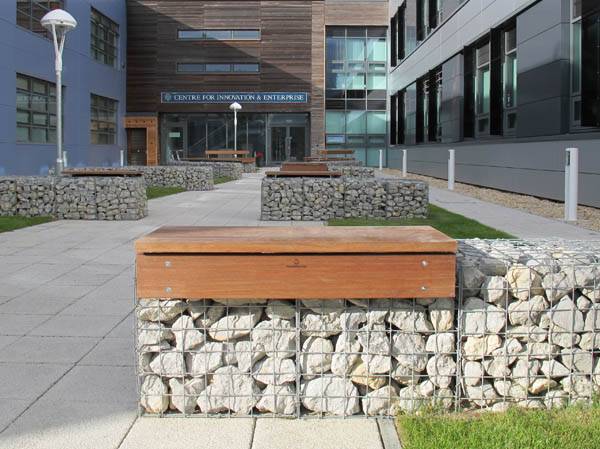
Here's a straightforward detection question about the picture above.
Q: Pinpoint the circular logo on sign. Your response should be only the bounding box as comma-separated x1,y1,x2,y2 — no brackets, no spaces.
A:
163,93,172,102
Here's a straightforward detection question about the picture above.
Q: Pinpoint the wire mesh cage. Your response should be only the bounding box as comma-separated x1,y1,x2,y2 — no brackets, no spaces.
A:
135,239,600,417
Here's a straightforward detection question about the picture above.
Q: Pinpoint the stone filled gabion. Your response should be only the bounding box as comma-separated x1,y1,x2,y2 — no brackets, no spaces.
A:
135,240,600,417
0,175,147,220
261,177,428,221
328,165,375,178
169,160,245,179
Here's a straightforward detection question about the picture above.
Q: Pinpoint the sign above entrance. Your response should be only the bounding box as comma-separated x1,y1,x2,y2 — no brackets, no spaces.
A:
161,92,309,104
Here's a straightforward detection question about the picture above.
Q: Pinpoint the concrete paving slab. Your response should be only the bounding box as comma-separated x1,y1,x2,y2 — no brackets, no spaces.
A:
0,336,19,351
0,314,52,336
0,336,99,364
14,284,96,300
0,363,70,400
42,365,137,406
0,296,76,315
28,314,125,338
58,297,133,317
252,419,384,449
0,397,137,449
0,398,30,431
105,314,133,339
119,417,255,449
79,338,134,366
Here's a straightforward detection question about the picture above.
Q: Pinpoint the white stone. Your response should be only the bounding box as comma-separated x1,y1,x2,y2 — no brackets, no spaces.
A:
197,366,260,414
512,359,540,389
524,342,559,360
549,296,584,332
563,265,598,291
188,300,225,328
560,348,594,373
187,342,225,375
524,253,559,276
137,321,174,348
358,324,392,373
493,380,527,399
541,360,570,378
461,265,486,296
362,385,399,416
391,362,421,385
561,376,599,398
594,359,600,385
425,333,455,354
171,315,205,351
542,271,571,301
429,298,454,332
387,301,433,333
506,265,544,300
391,333,427,371
140,375,169,414
426,354,456,388
300,336,334,375
462,297,506,336
490,338,523,365
584,303,600,331
301,299,345,313
463,361,484,386
517,399,545,409
462,335,502,360
482,358,511,378
548,323,581,348
331,332,361,376
544,390,569,409
208,306,262,341
212,298,267,305
466,382,498,407
481,276,510,305
169,377,205,414
350,360,387,389
339,308,367,331
577,295,592,312
397,385,424,413
149,350,187,377
507,295,548,326
234,340,265,372
579,332,600,351
301,377,360,416
265,300,296,320
256,384,297,415
252,357,296,385
367,308,389,325
138,299,186,322
506,325,547,342
300,311,342,337
529,378,557,394
251,318,296,359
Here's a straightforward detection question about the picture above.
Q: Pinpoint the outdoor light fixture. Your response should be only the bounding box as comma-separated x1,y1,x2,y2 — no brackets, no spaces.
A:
229,102,242,154
41,9,77,175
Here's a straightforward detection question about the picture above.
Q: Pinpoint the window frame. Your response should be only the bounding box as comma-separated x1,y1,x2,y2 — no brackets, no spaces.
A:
16,73,60,144
177,29,261,41
90,93,118,145
16,1,64,38
502,26,518,135
90,8,119,68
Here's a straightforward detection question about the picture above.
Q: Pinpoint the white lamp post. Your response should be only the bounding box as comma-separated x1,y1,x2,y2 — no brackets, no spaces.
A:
41,9,77,175
229,102,242,154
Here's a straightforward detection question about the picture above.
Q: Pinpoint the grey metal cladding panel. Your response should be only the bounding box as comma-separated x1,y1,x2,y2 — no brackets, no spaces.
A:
517,59,570,106
516,0,569,45
517,95,570,137
517,24,570,74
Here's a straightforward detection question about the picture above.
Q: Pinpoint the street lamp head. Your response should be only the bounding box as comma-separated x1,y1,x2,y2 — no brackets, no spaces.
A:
41,9,77,35
229,102,242,111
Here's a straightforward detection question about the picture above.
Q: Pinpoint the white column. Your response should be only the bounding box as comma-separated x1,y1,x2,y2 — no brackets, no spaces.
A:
402,149,407,177
448,149,455,191
564,147,579,222
378,149,383,171
120,149,125,167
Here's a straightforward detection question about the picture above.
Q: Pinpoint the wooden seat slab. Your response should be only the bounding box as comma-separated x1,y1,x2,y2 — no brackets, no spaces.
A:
135,226,457,300
62,168,143,177
265,170,342,177
281,162,328,172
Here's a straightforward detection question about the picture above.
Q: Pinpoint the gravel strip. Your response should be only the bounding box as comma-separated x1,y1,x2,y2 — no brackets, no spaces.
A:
383,169,600,232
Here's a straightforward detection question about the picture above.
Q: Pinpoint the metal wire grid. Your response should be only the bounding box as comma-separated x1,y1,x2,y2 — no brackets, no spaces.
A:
134,239,600,418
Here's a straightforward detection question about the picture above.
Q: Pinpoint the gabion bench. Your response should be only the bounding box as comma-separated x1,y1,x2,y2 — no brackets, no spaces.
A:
134,226,457,417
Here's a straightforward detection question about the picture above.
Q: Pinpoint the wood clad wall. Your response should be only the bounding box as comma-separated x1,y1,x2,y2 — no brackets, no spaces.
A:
126,0,317,114
324,0,388,26
311,1,325,152
123,117,159,165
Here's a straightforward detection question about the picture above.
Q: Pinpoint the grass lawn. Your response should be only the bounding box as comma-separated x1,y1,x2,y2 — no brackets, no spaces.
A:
328,204,514,239
0,216,54,233
214,176,235,184
146,186,186,199
397,405,600,449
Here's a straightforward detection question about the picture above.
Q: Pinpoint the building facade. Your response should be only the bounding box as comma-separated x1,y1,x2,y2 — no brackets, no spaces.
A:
0,0,127,175
387,0,600,207
125,0,389,167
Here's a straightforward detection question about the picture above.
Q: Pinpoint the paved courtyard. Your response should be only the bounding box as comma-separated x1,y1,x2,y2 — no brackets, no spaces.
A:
0,170,597,449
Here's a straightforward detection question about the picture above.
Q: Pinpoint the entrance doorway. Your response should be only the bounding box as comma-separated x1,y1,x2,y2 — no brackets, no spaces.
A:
165,122,187,161
126,128,147,165
267,114,309,164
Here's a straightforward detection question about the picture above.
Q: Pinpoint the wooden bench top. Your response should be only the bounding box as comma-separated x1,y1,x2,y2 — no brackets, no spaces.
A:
62,168,143,177
136,226,457,255
182,157,243,164
281,162,328,172
265,170,342,178
206,150,250,156
319,149,354,155
305,156,356,162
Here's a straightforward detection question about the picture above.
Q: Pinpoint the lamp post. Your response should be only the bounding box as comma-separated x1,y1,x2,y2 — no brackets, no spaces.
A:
229,102,242,155
41,9,77,176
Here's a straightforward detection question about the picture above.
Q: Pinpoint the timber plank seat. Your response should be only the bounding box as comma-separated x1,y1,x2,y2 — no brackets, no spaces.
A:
62,168,143,177
265,170,342,178
135,226,457,300
281,162,328,172
204,150,256,165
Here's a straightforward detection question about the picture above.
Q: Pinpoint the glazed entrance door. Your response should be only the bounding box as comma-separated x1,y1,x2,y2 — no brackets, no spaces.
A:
269,126,306,163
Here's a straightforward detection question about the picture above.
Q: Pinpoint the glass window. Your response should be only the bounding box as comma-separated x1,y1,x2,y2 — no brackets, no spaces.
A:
367,38,386,61
16,0,64,38
91,8,119,67
16,73,59,144
178,29,260,40
503,27,518,111
177,63,205,73
233,63,259,73
346,38,365,61
367,112,386,134
347,74,365,90
90,94,118,144
326,111,345,133
475,42,491,116
206,64,232,72
367,73,386,90
346,111,366,133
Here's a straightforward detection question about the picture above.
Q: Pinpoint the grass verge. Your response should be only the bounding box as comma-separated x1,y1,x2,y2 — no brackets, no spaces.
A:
0,216,54,233
214,176,235,184
397,405,600,449
328,204,514,239
146,186,186,199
